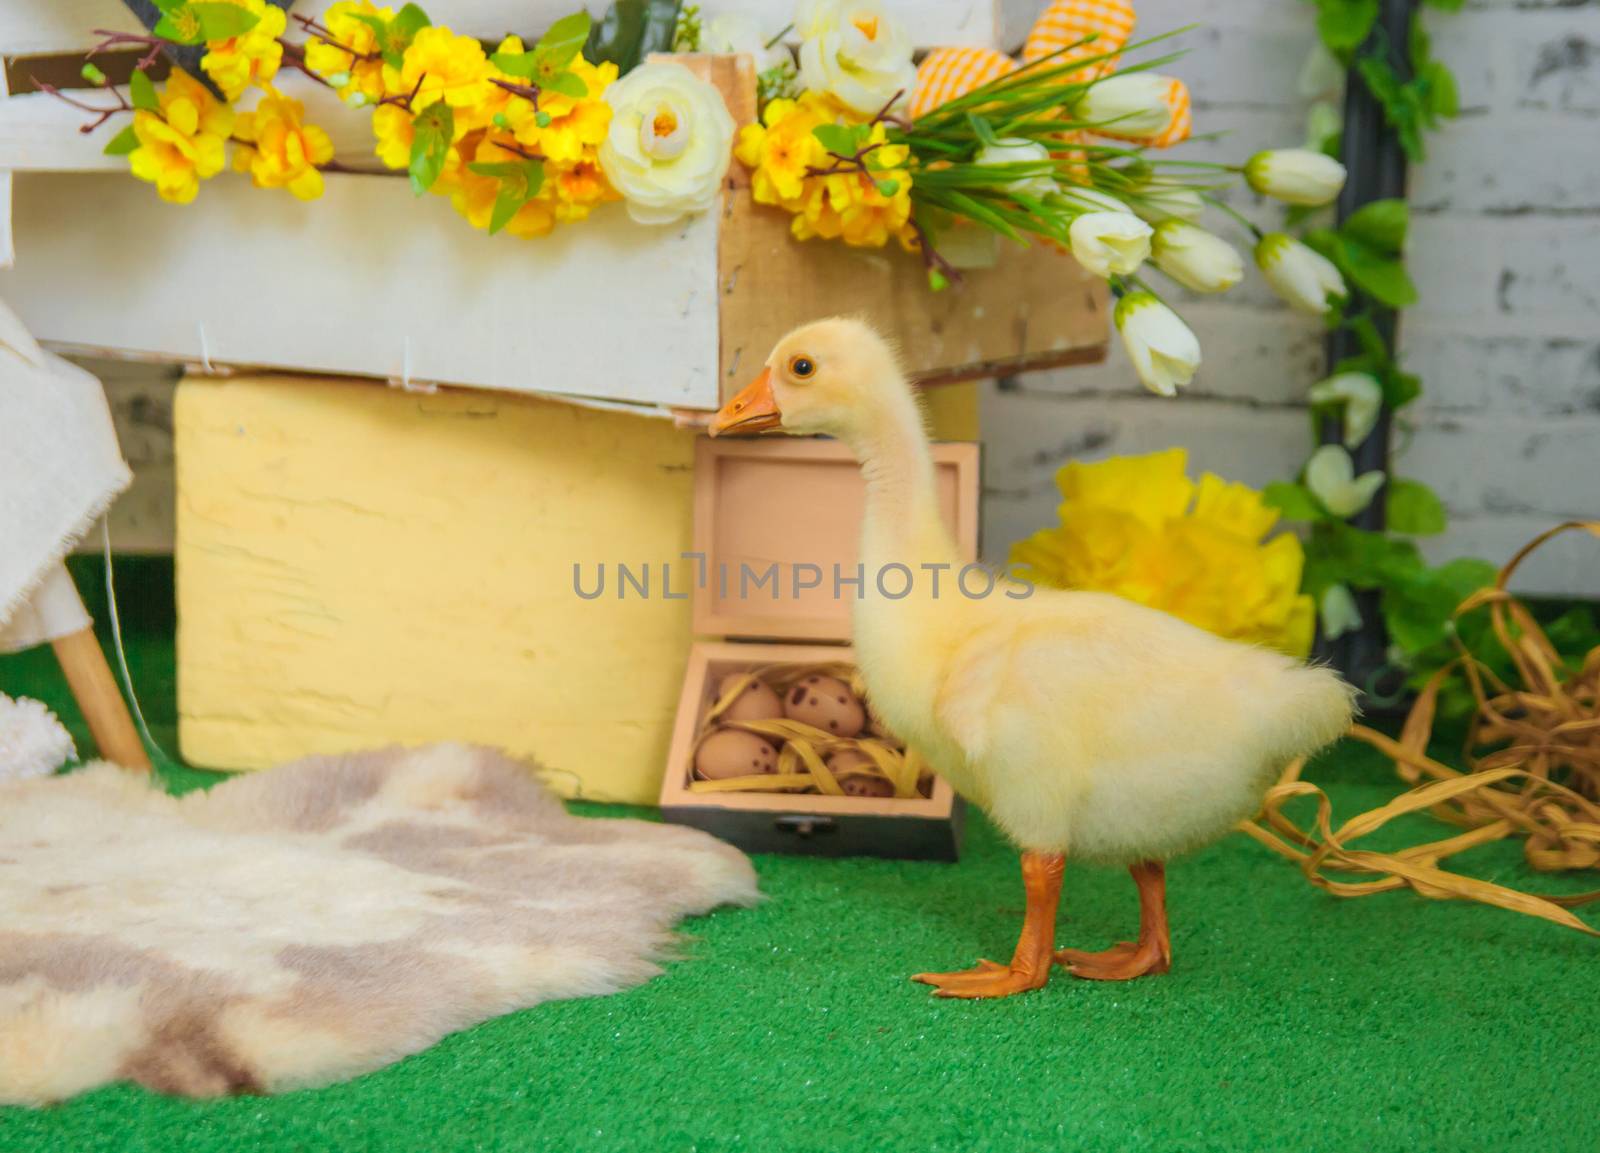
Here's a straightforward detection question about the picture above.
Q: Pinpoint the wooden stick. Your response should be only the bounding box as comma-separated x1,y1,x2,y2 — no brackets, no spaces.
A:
50,625,150,771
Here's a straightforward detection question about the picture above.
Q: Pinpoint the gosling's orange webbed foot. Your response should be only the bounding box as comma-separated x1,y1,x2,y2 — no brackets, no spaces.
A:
911,958,1050,999
1055,938,1170,981
1056,860,1172,981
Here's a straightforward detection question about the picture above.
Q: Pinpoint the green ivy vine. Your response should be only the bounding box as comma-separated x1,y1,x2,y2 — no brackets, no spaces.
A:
1265,1,1598,715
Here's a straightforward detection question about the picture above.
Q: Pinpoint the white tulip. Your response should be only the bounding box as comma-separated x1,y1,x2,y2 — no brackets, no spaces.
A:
1115,292,1201,397
1319,583,1363,640
1150,220,1243,294
1308,372,1383,448
795,0,916,115
1256,232,1346,315
1076,73,1177,137
599,62,736,225
1244,148,1347,206
975,137,1058,200
1130,182,1205,223
703,12,790,75
1069,212,1152,277
1304,444,1385,518
1057,185,1133,215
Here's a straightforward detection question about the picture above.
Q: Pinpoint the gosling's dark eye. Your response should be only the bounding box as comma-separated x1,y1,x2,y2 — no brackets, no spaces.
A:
788,355,816,379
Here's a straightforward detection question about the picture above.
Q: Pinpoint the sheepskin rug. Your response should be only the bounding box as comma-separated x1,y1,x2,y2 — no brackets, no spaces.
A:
0,743,758,1105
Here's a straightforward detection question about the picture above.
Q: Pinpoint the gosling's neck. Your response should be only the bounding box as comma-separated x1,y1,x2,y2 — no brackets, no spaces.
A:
842,384,960,575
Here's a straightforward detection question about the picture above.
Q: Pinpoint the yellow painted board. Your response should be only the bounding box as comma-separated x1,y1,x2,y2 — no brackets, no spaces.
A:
175,373,979,803
175,375,697,804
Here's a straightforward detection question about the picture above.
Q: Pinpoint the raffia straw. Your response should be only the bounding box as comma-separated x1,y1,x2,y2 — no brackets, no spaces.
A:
1239,521,1600,936
686,663,932,799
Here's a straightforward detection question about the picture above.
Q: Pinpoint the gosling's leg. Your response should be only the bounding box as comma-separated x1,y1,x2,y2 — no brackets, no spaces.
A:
1055,860,1172,980
912,850,1064,999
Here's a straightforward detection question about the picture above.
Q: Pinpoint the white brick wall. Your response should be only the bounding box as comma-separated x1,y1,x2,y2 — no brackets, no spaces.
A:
983,0,1600,597
67,0,1600,597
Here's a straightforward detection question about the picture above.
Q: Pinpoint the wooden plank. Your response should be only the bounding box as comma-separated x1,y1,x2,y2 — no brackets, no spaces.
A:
0,0,999,55
0,72,378,172
1,55,10,268
174,374,699,803
0,170,723,409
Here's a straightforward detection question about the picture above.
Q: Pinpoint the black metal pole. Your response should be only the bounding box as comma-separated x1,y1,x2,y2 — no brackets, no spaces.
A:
1319,0,1414,696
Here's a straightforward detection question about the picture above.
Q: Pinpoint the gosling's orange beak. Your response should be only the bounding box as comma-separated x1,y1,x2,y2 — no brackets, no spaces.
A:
708,366,782,437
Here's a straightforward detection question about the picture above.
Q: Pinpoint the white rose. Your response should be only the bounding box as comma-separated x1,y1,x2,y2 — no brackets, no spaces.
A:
1256,232,1346,315
1150,220,1243,294
1115,291,1201,397
1304,444,1385,518
1068,211,1152,277
1308,372,1383,449
975,137,1057,200
703,12,789,75
599,61,736,226
1075,73,1177,137
1244,148,1347,207
795,0,916,116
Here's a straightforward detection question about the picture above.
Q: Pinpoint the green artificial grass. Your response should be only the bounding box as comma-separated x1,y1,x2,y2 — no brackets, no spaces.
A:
2,558,1596,1152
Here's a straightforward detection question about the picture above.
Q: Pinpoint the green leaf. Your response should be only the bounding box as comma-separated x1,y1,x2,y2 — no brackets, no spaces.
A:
538,11,593,66
408,101,454,196
128,69,159,113
468,159,545,235
191,1,263,40
1386,478,1447,535
1383,558,1496,654
812,123,863,157
965,113,1000,148
152,0,184,11
1263,482,1327,523
1302,521,1423,599
585,0,682,74
540,69,589,99
102,124,140,156
1343,245,1418,308
1342,198,1408,255
1383,369,1422,410
1425,60,1459,118
1315,0,1378,55
490,49,541,79
377,3,431,69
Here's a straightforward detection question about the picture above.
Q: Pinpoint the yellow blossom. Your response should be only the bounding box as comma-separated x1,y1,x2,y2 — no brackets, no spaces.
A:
371,102,413,169
233,87,335,200
394,26,490,111
511,58,617,166
303,1,393,104
1009,448,1315,657
200,0,286,102
127,70,234,204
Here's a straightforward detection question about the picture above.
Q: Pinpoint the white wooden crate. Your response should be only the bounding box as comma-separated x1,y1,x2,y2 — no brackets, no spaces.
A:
0,5,1109,412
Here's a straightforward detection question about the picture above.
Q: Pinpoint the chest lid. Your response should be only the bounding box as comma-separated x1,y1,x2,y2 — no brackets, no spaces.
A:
691,436,980,642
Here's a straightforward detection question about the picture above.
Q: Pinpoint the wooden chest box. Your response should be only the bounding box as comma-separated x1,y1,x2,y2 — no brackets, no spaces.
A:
660,437,978,860
0,6,1109,411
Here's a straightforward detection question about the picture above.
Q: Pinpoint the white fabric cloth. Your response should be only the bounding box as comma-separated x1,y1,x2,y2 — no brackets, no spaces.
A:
0,296,130,652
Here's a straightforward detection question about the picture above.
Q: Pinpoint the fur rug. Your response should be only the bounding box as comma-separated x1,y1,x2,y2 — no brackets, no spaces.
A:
0,744,758,1105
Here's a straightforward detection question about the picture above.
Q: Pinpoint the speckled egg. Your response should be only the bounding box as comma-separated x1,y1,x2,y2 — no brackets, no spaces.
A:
783,674,866,737
826,750,895,797
716,673,783,723
694,728,780,780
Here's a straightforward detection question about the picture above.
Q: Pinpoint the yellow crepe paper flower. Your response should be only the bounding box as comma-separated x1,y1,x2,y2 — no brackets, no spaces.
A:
200,0,286,102
127,70,235,204
1010,448,1315,657
233,87,335,200
511,57,618,165
304,1,394,105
